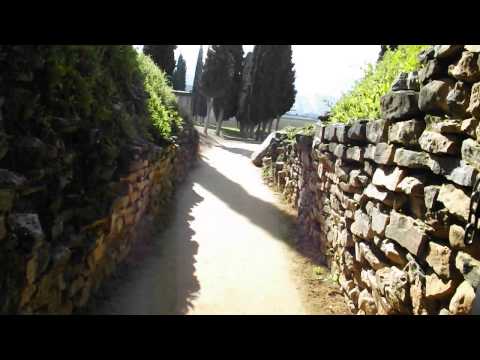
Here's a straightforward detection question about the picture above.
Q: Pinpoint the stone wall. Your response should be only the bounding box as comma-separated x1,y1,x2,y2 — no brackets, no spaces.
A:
1,124,198,314
262,45,480,315
173,91,193,120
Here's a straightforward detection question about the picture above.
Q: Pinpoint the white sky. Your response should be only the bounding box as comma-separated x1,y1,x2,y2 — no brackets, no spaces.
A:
135,45,381,114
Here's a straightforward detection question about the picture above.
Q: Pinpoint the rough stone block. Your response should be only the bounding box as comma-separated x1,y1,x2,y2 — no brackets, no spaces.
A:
388,119,425,147
425,272,454,300
385,211,430,256
461,138,480,170
419,79,455,116
448,51,480,83
467,82,480,120
351,209,373,240
456,251,480,288
347,121,367,142
374,143,396,165
446,81,471,119
363,184,406,210
366,119,390,144
449,224,466,249
381,90,421,121
419,131,460,155
426,241,452,278
437,184,470,222
449,280,476,314
372,166,406,192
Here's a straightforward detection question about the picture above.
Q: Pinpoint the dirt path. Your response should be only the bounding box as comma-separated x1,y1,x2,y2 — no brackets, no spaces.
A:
89,128,349,315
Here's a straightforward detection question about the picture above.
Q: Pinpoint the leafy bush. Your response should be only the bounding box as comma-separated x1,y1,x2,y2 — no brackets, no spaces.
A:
137,53,183,139
329,45,430,123
281,124,315,140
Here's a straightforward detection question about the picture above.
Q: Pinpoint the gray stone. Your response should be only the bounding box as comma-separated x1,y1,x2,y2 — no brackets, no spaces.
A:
467,82,480,120
347,120,367,141
358,289,377,315
351,209,373,240
372,166,406,192
345,146,364,162
251,131,279,167
366,119,390,144
364,144,376,160
437,159,478,187
358,242,386,270
363,184,407,210
328,142,338,154
381,90,421,121
448,51,480,83
434,45,464,60
419,59,447,85
336,124,350,143
437,184,470,222
393,148,431,169
424,185,441,211
449,224,466,249
449,280,476,315
462,138,480,170
371,207,390,236
397,176,424,196
426,241,452,278
419,79,455,116
314,123,325,142
388,119,425,147
363,160,375,177
410,195,427,220
334,144,347,159
324,124,338,142
430,119,463,134
461,118,479,138
375,266,410,314
374,143,396,165
7,213,45,252
446,81,471,119
379,239,407,267
419,131,460,155
385,211,431,256
455,251,480,288
425,272,454,300
391,72,409,91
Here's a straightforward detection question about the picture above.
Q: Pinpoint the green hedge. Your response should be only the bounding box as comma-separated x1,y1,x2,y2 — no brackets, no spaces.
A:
329,45,430,123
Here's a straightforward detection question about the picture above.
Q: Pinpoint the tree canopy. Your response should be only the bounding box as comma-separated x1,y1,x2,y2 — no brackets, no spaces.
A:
172,53,186,91
191,46,208,117
143,45,177,77
199,45,235,99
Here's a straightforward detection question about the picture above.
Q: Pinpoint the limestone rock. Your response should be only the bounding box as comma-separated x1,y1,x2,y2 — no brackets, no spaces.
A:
418,47,436,64
359,242,386,270
364,144,376,160
372,166,406,192
375,266,410,314
448,51,480,83
347,120,367,141
455,251,480,288
446,81,471,119
251,131,279,167
334,144,347,159
419,59,447,85
437,184,470,222
345,146,364,162
385,211,430,256
461,138,480,170
363,184,406,210
431,119,463,134
388,119,425,147
449,224,466,249
461,118,479,138
371,207,390,236
324,124,338,142
392,72,420,92
419,79,455,116
381,90,421,122
449,280,476,314
379,239,407,267
397,176,424,196
366,119,390,144
425,272,454,300
351,209,373,240
336,124,350,143
426,241,452,278
374,143,396,165
434,45,464,60
419,131,460,155
467,82,480,119
393,148,430,169
358,289,377,315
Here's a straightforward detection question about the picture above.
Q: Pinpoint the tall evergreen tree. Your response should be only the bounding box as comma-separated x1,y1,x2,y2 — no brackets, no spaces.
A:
213,45,244,135
236,52,256,137
143,45,177,77
199,45,235,135
172,54,187,91
191,46,208,121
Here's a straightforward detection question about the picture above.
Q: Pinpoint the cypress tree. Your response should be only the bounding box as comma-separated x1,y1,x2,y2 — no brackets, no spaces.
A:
191,46,208,121
213,45,244,135
272,45,296,131
172,54,186,91
199,45,235,135
143,45,177,78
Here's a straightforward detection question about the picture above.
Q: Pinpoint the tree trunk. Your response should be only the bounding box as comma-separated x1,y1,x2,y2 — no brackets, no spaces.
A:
204,98,213,135
267,118,274,134
215,108,225,136
275,116,281,131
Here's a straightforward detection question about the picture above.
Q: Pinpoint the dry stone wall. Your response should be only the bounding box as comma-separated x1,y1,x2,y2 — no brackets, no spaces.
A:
1,125,198,314
262,45,480,315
